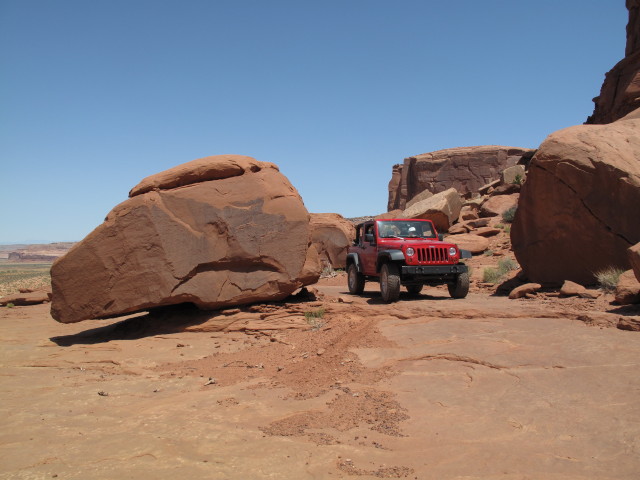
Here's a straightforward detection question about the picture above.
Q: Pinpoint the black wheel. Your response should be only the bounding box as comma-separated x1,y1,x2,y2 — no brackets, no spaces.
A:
448,272,470,298
380,263,401,303
347,263,365,295
406,284,423,295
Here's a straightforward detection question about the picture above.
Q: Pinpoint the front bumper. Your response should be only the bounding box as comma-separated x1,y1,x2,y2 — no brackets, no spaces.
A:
401,264,468,276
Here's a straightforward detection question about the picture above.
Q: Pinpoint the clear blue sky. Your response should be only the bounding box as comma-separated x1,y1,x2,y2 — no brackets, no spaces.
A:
0,0,628,243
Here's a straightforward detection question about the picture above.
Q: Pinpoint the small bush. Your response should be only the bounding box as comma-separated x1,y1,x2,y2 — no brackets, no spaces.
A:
502,207,517,223
482,258,519,284
595,267,625,292
512,174,523,185
482,268,503,284
498,258,518,273
321,265,335,278
304,308,326,330
503,224,511,234
495,223,504,229
6,303,15,308
483,250,494,257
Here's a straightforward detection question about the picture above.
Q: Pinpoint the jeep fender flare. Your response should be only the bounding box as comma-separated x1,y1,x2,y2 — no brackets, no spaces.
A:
376,250,404,272
346,253,362,272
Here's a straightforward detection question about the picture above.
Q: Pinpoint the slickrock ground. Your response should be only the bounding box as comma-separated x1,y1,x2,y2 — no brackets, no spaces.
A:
1,272,639,479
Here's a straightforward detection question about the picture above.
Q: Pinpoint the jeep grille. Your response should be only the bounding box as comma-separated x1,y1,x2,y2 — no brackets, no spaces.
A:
416,246,450,263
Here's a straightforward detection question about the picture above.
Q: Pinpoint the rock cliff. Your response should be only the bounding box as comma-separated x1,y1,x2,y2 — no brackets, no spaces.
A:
587,0,640,124
387,146,535,211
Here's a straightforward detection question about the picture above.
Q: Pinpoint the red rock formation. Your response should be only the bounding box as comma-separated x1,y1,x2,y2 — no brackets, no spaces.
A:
402,188,463,232
388,146,535,211
587,1,640,124
615,270,640,304
51,155,321,323
627,0,640,56
443,233,490,255
309,213,355,269
512,109,640,285
479,194,519,218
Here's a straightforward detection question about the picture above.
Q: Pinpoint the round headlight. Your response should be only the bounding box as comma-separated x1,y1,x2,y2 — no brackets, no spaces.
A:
406,247,415,256
449,247,457,256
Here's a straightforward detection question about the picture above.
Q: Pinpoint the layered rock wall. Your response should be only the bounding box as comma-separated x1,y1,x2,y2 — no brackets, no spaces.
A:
387,146,535,211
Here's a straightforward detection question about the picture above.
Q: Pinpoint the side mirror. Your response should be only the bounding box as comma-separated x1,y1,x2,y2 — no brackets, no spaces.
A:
365,233,375,243
438,234,444,241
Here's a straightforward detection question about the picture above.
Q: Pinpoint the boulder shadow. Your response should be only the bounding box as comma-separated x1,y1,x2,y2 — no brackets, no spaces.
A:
50,304,216,346
50,288,323,346
365,291,451,305
607,303,640,317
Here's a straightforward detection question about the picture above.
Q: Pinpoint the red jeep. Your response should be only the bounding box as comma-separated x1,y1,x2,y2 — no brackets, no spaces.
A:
346,219,471,302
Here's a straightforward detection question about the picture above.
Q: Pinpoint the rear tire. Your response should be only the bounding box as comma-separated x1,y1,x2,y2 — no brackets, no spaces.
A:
380,263,401,303
347,263,365,294
448,272,470,298
406,284,423,295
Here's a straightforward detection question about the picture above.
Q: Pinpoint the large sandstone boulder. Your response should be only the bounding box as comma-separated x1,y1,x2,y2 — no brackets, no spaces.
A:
405,189,433,209
375,210,402,220
479,194,519,218
615,270,640,304
444,234,490,255
512,110,640,285
501,165,526,185
51,155,321,323
309,213,355,269
387,146,535,210
587,1,640,124
402,188,463,232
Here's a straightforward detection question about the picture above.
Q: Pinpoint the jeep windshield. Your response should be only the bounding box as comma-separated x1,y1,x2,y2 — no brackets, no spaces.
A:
376,220,436,239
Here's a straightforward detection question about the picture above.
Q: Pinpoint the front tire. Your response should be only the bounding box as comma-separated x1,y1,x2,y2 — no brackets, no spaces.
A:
380,263,401,303
448,272,470,298
347,263,365,295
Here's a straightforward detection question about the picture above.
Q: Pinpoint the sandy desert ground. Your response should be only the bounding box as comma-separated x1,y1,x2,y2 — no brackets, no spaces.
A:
1,274,639,480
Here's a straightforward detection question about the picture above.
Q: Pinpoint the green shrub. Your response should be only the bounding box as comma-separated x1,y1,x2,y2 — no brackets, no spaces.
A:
483,250,494,257
6,303,15,308
498,258,518,273
482,258,519,284
513,174,523,185
304,308,326,330
595,267,625,292
503,224,511,234
502,207,517,223
482,268,503,284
